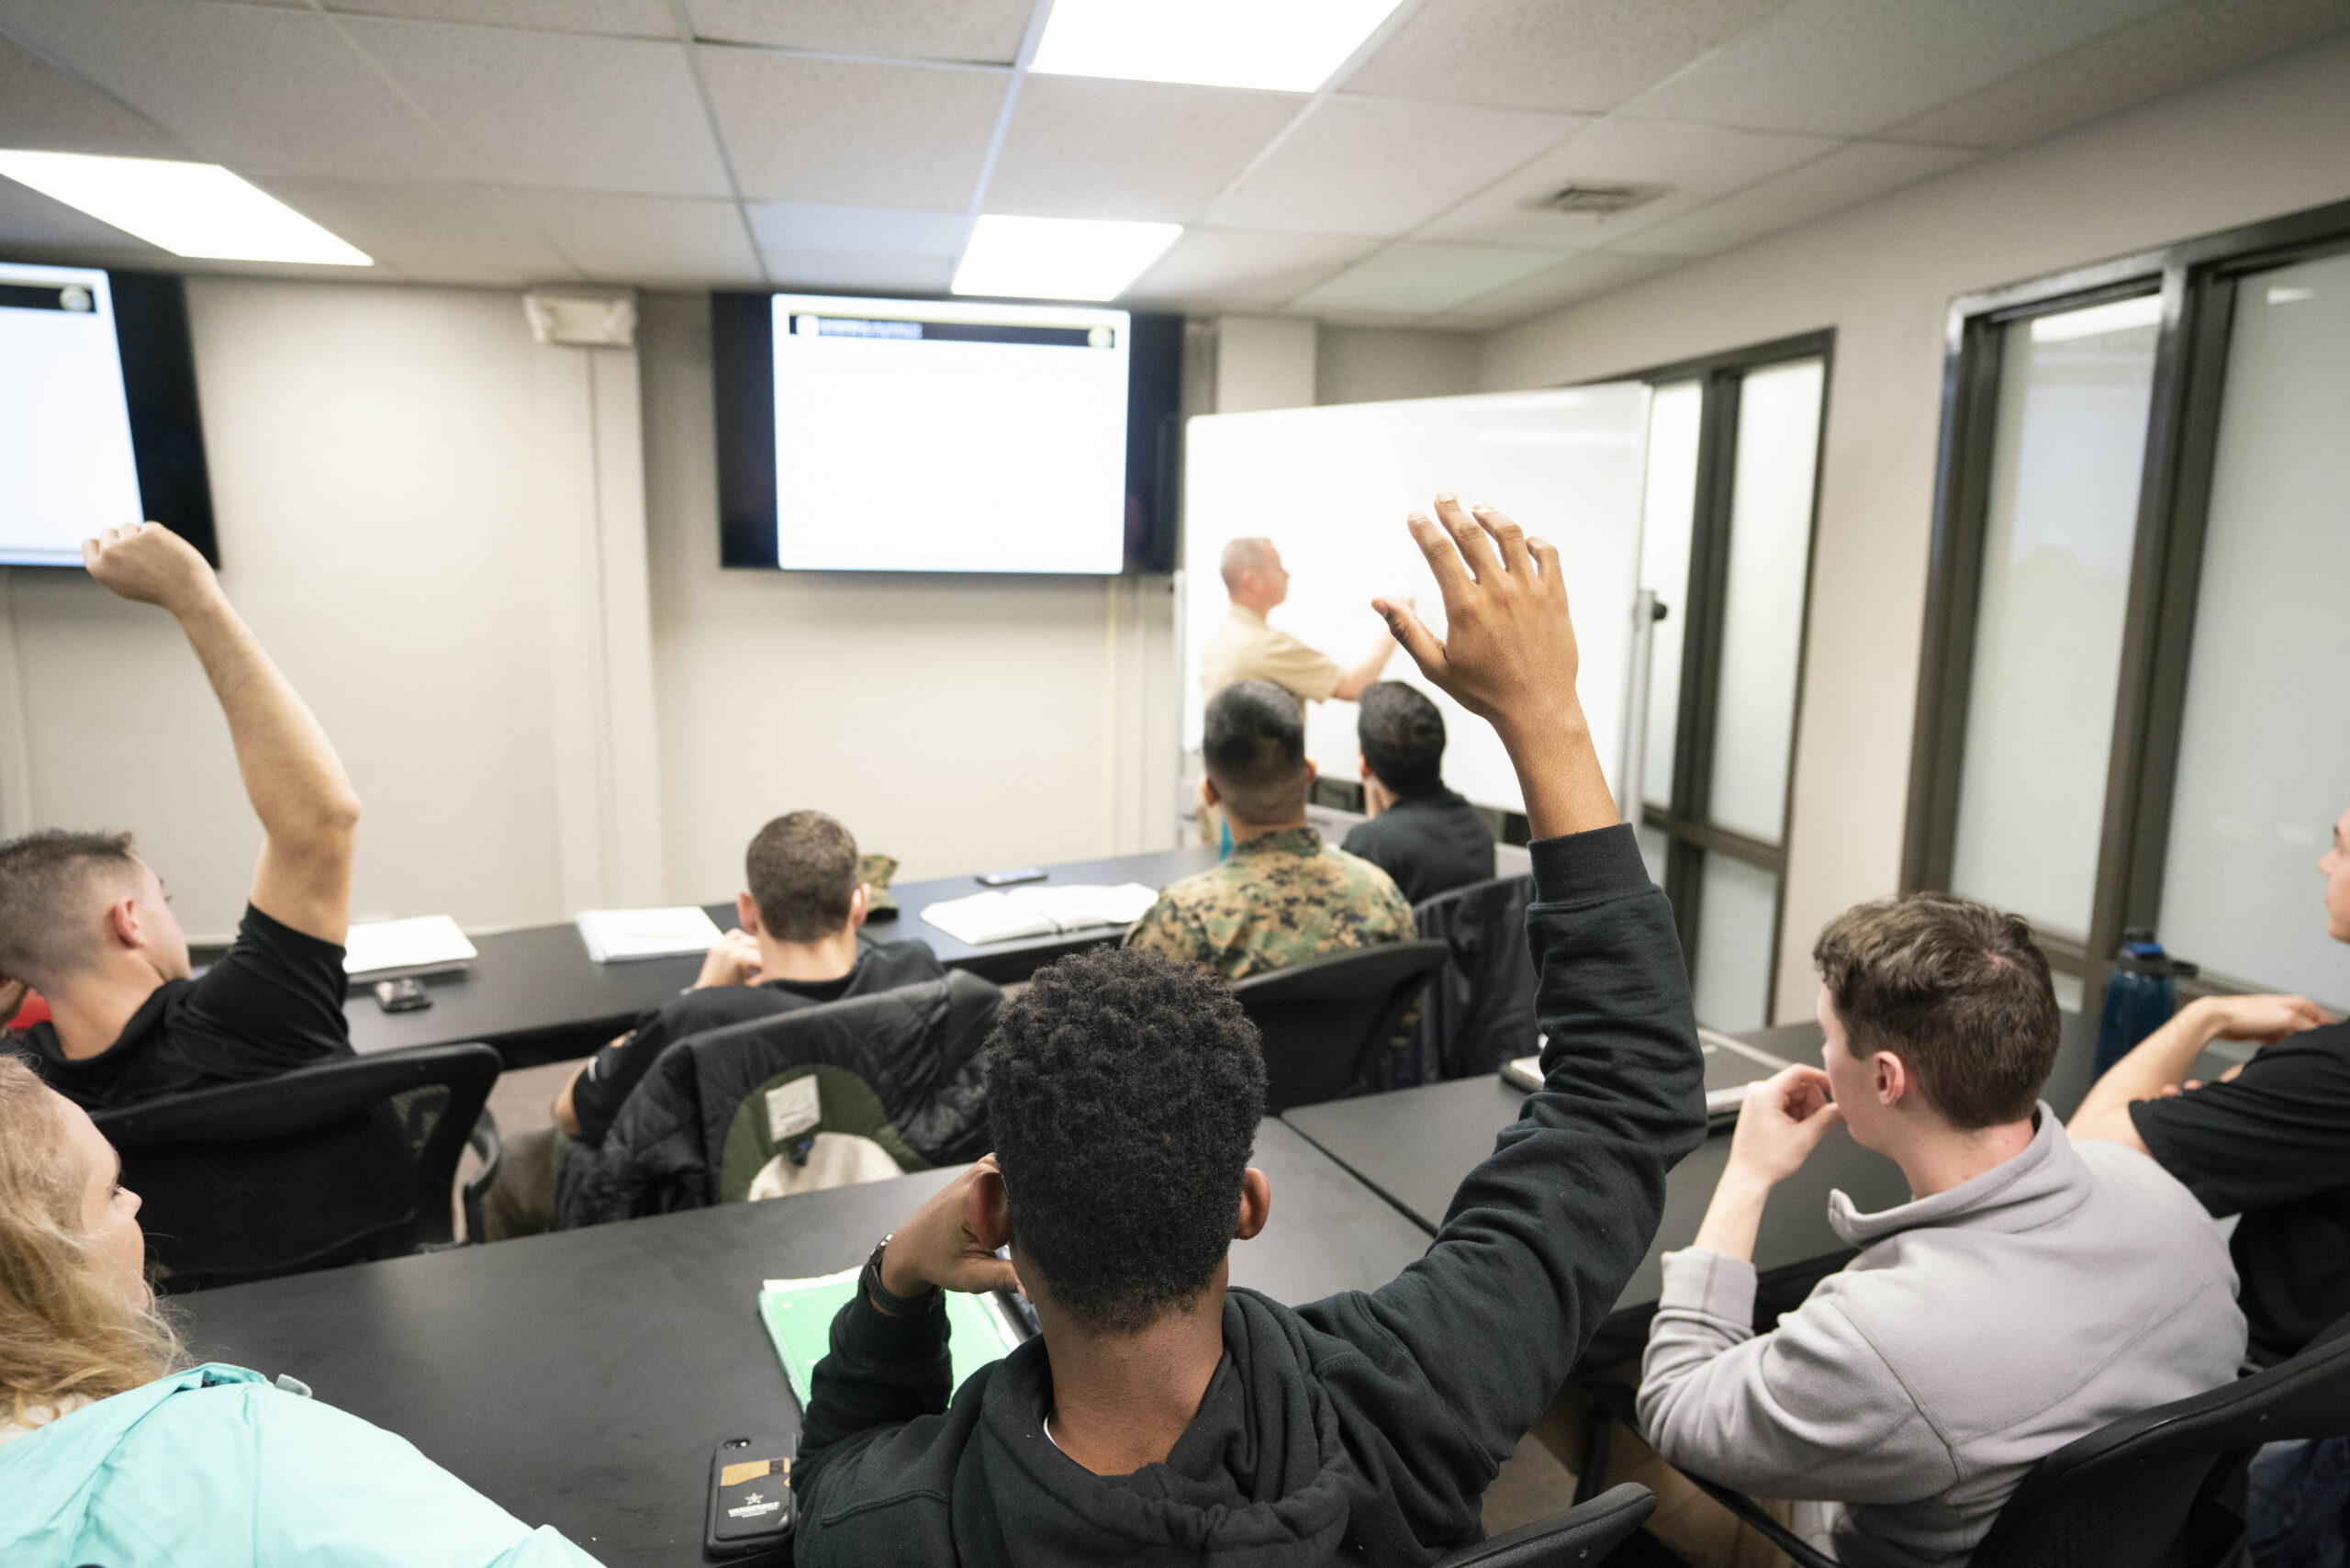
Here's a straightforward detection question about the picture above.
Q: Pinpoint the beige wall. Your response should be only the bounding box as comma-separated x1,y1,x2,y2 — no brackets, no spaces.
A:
0,276,661,940
1317,326,1482,407
1479,34,2350,1020
636,291,1180,903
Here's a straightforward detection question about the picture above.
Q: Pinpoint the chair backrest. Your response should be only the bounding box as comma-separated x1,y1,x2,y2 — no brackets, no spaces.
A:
1434,1484,1655,1568
89,1044,500,1294
1408,875,1539,1087
1229,939,1453,1112
1972,1311,2350,1568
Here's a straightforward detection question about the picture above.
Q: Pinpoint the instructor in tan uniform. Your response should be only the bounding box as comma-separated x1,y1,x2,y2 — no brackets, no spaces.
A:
1201,537,1398,705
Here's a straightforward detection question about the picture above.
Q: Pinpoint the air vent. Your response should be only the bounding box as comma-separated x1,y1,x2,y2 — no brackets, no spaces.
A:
1533,181,1672,216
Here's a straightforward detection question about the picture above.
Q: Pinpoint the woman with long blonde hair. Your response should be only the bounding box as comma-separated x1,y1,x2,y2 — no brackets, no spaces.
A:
0,1055,605,1565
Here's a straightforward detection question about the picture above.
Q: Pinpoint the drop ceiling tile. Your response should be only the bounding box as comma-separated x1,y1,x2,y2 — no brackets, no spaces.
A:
0,34,192,159
251,177,579,283
1347,0,1793,114
685,0,1034,63
1611,140,1976,258
512,188,763,283
1293,241,1564,316
1882,0,2350,151
1430,249,1681,328
1615,0,2177,138
1203,95,1584,239
985,77,1304,224
1123,229,1377,308
341,17,730,196
0,0,464,179
698,48,1005,207
321,0,674,37
746,200,968,256
760,251,957,292
0,172,174,254
1417,118,1840,249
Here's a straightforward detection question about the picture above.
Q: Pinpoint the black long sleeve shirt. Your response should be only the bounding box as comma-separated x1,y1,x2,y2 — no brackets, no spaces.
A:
794,822,1704,1565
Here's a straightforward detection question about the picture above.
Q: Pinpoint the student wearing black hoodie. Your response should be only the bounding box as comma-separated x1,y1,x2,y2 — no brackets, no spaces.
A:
794,493,1707,1565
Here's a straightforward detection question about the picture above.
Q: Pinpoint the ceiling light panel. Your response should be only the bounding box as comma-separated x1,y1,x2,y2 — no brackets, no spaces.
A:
952,215,1181,301
0,151,371,264
1030,0,1406,93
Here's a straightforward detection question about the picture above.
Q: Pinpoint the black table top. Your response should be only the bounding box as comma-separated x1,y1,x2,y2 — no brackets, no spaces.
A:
174,1114,1427,1568
342,847,1219,1068
1281,1039,1914,1363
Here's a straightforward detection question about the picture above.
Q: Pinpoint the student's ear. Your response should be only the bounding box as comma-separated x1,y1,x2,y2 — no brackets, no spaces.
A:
1235,1168,1271,1242
1303,759,1318,789
736,891,762,935
1202,776,1222,810
1359,757,1373,781
848,883,869,931
1874,1050,1910,1109
103,895,142,952
968,1161,1013,1252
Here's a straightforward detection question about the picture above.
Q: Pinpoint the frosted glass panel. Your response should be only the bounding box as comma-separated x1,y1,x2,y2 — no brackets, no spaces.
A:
1638,823,1670,889
1692,854,1779,1031
2157,252,2350,1009
1949,295,2158,939
1639,380,1702,807
1707,359,1823,843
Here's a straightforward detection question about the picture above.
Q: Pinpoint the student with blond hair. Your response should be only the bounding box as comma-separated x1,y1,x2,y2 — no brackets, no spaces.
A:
0,1055,604,1566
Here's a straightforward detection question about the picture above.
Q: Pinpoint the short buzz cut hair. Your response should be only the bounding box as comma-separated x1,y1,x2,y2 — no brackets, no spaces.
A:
1357,681,1446,798
985,946,1267,1333
743,812,860,944
1203,680,1307,828
1219,536,1273,593
0,831,143,989
1813,892,2061,1130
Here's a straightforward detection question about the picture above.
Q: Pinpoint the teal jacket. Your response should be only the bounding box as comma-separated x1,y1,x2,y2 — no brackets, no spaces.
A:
0,1363,603,1567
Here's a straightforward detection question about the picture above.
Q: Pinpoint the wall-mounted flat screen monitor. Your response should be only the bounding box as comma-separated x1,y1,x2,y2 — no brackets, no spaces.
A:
713,290,1180,575
0,262,216,566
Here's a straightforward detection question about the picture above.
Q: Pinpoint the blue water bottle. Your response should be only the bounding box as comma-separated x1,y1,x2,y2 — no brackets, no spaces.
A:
2095,929,2199,1077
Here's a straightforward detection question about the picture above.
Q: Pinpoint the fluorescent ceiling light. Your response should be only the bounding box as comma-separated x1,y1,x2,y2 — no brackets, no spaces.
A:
0,151,371,265
952,215,1181,302
2029,294,2161,343
1031,0,1405,93
2267,286,2316,305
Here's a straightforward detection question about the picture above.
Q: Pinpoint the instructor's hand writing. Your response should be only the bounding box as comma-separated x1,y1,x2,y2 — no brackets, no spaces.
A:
877,1156,1022,1305
1724,1065,1842,1187
1373,494,1581,744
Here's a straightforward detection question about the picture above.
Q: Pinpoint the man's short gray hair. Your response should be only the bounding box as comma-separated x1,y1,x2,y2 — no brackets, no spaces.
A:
1219,537,1274,593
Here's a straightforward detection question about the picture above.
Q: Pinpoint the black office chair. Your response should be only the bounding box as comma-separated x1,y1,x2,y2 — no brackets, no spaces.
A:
90,1043,502,1294
1583,1309,2350,1568
1434,1484,1655,1567
1407,875,1539,1087
1230,939,1452,1113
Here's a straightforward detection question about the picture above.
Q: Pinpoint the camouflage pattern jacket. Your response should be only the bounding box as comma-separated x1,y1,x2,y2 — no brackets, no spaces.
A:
1125,826,1414,980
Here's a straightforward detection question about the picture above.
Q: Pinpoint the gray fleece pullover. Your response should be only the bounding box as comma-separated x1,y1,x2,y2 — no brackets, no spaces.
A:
1638,1109,2245,1568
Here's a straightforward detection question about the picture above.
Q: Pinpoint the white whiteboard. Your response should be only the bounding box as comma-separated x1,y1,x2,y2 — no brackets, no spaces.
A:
1182,385,1652,815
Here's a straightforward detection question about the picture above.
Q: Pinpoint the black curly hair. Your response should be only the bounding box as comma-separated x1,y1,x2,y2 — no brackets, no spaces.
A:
984,946,1268,1334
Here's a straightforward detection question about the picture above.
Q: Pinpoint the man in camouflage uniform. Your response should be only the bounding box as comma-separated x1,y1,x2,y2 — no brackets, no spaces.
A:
1129,679,1413,980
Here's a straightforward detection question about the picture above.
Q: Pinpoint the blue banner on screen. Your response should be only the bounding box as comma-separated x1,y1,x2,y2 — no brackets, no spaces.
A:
0,262,145,567
767,293,1130,574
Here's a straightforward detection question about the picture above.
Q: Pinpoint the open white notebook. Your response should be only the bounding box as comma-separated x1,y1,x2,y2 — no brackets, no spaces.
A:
576,906,725,963
919,883,1158,946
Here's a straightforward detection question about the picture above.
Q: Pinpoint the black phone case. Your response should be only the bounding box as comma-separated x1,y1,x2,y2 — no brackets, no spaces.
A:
706,1435,796,1559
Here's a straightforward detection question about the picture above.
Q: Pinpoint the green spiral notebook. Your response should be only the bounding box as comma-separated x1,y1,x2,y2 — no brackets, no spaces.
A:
759,1268,1026,1408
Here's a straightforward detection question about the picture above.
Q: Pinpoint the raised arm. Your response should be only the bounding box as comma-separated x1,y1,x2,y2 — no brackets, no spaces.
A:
1298,494,1706,1541
85,523,361,944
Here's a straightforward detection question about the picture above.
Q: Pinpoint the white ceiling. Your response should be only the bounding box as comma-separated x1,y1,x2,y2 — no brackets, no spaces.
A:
0,0,2344,331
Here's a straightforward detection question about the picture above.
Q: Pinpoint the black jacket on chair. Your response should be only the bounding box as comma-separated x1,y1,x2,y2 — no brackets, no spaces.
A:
552,970,1001,1229
1402,874,1539,1086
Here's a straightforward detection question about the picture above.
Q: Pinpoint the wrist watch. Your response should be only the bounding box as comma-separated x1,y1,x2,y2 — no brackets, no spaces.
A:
862,1233,941,1316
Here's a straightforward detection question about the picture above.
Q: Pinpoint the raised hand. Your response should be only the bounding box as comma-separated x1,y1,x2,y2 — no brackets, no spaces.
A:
83,521,221,618
1374,493,1615,839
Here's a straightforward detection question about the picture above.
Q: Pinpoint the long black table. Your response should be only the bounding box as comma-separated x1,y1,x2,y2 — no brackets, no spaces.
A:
175,1115,1429,1568
343,847,1219,1068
